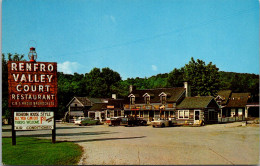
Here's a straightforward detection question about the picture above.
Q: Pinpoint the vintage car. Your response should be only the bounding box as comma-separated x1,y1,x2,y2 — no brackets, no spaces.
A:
151,118,172,128
107,117,126,126
127,117,147,126
79,117,100,126
74,117,85,125
107,116,147,127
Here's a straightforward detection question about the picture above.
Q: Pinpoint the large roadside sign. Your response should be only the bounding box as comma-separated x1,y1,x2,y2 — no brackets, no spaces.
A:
8,61,58,108
14,111,54,130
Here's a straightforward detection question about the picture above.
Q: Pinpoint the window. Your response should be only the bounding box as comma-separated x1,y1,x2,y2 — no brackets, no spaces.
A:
161,96,166,104
130,97,135,105
75,104,77,107
178,110,189,119
145,96,150,104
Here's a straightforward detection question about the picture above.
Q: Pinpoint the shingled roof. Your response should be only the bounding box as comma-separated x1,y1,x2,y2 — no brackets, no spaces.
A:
88,103,107,111
88,99,127,111
67,97,108,107
176,96,217,109
129,87,185,104
216,90,232,105
226,93,250,108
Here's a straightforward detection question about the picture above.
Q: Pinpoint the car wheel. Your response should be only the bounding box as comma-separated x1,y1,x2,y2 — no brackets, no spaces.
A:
152,125,155,128
161,123,165,128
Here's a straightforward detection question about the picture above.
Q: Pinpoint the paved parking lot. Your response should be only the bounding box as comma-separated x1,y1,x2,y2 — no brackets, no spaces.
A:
2,122,259,165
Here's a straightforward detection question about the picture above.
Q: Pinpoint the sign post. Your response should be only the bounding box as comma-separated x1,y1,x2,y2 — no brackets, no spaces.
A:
8,47,58,145
11,108,16,145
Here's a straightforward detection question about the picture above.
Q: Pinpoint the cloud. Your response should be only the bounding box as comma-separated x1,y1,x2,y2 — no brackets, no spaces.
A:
110,15,116,23
152,65,158,71
58,61,80,74
104,15,116,24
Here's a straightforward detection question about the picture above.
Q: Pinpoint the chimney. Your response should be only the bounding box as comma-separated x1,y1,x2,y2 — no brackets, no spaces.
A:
184,82,191,97
129,85,136,93
112,94,117,99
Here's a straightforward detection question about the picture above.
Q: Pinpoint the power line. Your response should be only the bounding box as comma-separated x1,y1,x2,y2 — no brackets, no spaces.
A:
59,6,258,58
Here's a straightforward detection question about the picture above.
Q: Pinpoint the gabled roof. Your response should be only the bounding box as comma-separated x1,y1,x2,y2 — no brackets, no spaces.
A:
88,97,107,103
226,93,250,108
129,87,185,104
88,99,128,111
88,103,107,111
66,97,108,107
216,90,232,105
176,96,217,109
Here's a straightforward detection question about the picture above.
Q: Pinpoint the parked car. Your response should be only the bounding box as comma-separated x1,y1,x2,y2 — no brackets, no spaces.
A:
151,118,172,128
127,117,147,126
79,118,100,126
74,117,85,125
108,117,125,126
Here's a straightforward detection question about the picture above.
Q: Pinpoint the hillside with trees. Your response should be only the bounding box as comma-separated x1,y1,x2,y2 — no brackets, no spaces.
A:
2,54,259,119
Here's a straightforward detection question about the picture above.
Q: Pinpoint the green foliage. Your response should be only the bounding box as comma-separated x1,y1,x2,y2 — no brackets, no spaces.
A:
183,57,220,96
167,67,184,87
2,53,25,121
2,137,82,165
2,53,259,120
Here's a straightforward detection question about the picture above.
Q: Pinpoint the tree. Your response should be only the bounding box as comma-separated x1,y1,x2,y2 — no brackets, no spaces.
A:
183,57,220,96
2,53,25,120
167,68,184,87
85,67,121,98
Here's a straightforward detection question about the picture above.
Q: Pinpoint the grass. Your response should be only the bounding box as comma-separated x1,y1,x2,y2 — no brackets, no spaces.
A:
2,137,83,165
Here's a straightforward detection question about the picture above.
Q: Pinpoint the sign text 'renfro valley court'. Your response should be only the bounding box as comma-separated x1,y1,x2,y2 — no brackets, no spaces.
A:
8,61,57,107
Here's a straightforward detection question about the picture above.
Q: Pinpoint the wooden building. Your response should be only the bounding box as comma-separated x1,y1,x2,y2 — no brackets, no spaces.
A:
216,91,254,122
88,98,127,121
66,97,108,121
175,96,220,125
123,83,189,122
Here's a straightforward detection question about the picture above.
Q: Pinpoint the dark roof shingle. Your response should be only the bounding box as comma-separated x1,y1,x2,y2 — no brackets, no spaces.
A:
130,87,185,104
226,93,250,108
176,96,215,109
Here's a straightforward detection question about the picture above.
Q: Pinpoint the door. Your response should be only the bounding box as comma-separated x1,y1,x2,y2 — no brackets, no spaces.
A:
194,110,200,124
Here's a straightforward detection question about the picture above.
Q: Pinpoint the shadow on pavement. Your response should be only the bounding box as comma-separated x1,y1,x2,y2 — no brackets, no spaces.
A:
71,136,146,143
3,131,119,138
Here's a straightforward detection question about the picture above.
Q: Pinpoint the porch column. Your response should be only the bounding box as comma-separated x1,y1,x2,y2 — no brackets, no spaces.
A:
131,111,132,116
139,111,140,117
245,106,248,118
68,106,71,122
221,108,222,123
164,111,166,119
148,111,150,122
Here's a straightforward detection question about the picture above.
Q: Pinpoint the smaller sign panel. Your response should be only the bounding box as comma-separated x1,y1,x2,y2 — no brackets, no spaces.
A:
107,105,114,109
14,111,54,130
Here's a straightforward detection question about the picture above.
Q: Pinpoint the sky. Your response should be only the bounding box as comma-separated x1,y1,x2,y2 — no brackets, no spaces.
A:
2,0,259,80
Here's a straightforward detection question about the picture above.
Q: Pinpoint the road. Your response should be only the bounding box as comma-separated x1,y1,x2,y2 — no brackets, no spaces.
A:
2,122,259,165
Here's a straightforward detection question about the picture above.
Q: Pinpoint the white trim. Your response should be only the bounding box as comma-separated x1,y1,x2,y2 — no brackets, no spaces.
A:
215,95,223,100
66,97,76,107
75,98,85,107
66,97,85,107
194,109,201,121
128,94,135,98
178,110,189,119
158,92,167,96
143,93,150,97
176,90,186,103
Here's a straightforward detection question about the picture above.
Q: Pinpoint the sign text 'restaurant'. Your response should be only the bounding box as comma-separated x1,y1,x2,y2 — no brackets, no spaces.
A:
8,61,58,107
